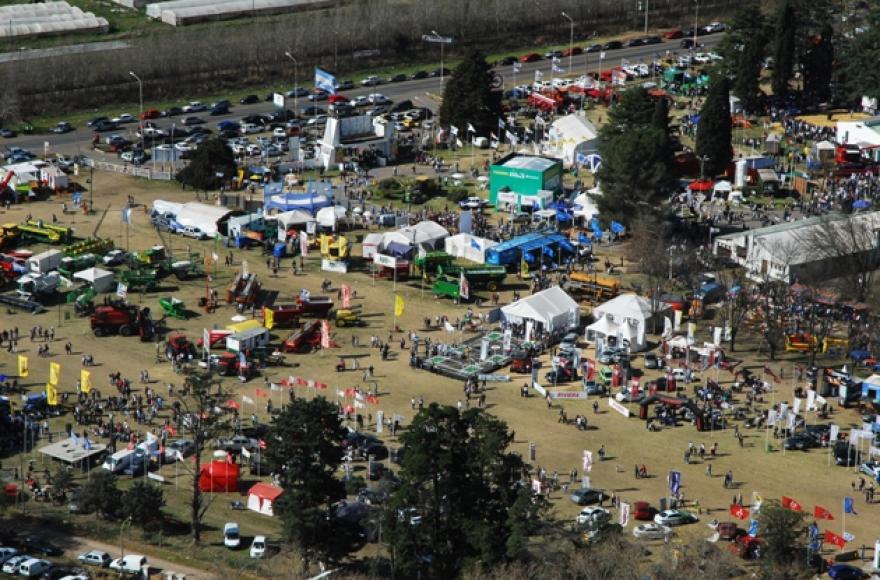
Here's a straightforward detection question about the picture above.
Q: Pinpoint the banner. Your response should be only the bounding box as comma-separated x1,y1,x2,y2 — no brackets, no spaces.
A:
341,284,352,309
814,505,834,520
264,308,275,330
46,383,59,406
459,271,470,301
607,397,630,417
824,530,846,549
673,310,682,331
619,501,630,527
748,519,759,536
713,327,722,346
686,322,696,342
583,450,593,472
668,471,681,494
80,369,92,394
781,496,802,511
299,231,309,257
17,355,28,378
394,295,405,317
321,320,331,349
49,361,61,386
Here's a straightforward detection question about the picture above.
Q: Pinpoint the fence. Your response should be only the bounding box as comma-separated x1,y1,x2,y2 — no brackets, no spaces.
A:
90,160,173,181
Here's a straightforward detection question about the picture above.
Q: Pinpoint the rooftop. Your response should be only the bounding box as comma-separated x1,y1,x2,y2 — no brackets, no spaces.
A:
499,154,558,172
39,437,107,464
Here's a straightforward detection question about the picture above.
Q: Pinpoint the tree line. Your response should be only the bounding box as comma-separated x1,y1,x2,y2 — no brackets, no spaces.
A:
0,0,739,121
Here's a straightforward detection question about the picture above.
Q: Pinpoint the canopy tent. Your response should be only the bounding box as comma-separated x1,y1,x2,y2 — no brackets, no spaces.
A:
501,286,580,335
444,233,497,264
361,232,383,260
591,293,666,352
274,209,315,229
265,191,332,213
169,202,238,238
73,267,115,293
571,192,599,220
547,114,599,166
398,221,449,251
247,482,283,516
585,316,619,341
198,460,240,492
688,179,714,192
315,205,347,231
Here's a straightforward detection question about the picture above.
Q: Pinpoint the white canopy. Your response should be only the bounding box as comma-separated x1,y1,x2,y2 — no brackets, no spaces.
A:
592,293,666,352
444,233,497,264
548,114,599,166
315,205,347,230
571,193,599,219
73,267,115,293
361,232,383,259
586,316,619,339
274,209,315,229
172,202,235,238
501,286,580,334
398,220,449,250
815,140,836,151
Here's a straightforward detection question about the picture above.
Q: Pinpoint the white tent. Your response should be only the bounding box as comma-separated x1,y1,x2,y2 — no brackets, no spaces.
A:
315,205,347,231
712,181,733,200
398,220,449,250
170,202,236,238
547,114,599,166
362,232,383,260
571,192,599,220
585,316,619,342
591,293,666,352
73,267,115,293
501,286,580,334
444,233,497,264
274,209,315,229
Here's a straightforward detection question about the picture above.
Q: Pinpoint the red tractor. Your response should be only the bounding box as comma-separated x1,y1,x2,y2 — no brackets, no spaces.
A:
215,351,257,378
166,332,197,361
90,302,154,340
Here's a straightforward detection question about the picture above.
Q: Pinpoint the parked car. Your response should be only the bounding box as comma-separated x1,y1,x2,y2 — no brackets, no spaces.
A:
336,79,355,90
544,50,563,58
308,89,330,101
249,536,266,559
653,509,698,526
576,506,610,525
240,94,260,104
17,557,51,577
181,116,205,126
112,113,135,124
570,488,605,506
183,101,207,113
93,120,118,132
410,70,429,80
179,225,208,240
22,537,62,557
163,106,184,117
680,38,697,49
164,439,195,463
52,122,73,134
429,67,450,77
0,548,16,565
664,28,684,39
519,53,541,62
585,43,602,53
77,550,112,568
783,433,818,451
632,523,673,539
644,353,660,369
562,46,583,56
387,74,407,83
139,108,161,120
827,564,868,580
360,75,382,86
109,555,147,575
217,435,258,453
499,56,518,65
1,555,27,574
603,40,623,50
223,523,241,549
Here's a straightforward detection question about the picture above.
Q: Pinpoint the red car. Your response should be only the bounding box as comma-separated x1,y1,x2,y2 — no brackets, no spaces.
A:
520,53,541,63
562,46,583,57
139,108,161,120
328,94,349,104
633,501,656,521
664,28,684,39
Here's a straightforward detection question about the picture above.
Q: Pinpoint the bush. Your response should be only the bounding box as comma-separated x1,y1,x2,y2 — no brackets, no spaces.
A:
345,476,367,496
445,189,469,203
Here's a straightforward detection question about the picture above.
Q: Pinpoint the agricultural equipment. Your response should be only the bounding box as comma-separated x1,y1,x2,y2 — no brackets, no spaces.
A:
283,321,322,353
319,234,349,260
226,270,261,307
58,253,97,278
413,251,454,276
0,254,26,281
24,219,73,244
432,276,468,303
17,272,62,300
159,296,187,320
510,350,536,373
18,222,64,244
166,332,197,360
334,309,366,327
438,264,507,291
65,238,113,257
90,302,154,339
262,304,301,329
785,333,817,353
0,224,19,250
118,269,159,292
197,329,232,350
214,351,258,378
289,295,334,318
67,286,96,315
565,272,620,301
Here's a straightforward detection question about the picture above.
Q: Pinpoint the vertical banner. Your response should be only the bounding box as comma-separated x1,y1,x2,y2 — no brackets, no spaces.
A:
320,320,331,349
582,450,593,472
299,231,309,257
341,284,352,309
18,355,28,377
49,361,61,385
619,502,630,527
80,369,92,394
673,310,682,331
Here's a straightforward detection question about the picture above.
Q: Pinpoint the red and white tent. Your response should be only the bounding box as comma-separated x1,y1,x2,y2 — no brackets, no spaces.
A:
247,482,284,516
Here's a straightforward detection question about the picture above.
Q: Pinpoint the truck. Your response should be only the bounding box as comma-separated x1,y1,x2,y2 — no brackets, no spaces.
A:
27,249,64,274
226,326,271,353
565,272,621,301
438,264,507,291
17,272,61,300
102,449,135,473
90,303,154,340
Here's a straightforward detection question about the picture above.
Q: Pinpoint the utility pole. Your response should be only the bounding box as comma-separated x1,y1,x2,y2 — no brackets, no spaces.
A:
284,50,299,116
561,12,575,74
423,32,453,91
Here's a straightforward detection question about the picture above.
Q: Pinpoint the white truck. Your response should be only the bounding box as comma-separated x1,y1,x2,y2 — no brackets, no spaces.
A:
16,272,61,300
226,327,270,353
26,249,63,274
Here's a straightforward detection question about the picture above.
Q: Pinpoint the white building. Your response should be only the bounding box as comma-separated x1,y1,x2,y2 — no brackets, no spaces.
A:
713,212,880,283
836,117,880,162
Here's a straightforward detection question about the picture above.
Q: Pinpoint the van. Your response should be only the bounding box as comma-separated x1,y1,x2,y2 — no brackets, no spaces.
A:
102,449,135,473
18,558,51,577
109,554,147,575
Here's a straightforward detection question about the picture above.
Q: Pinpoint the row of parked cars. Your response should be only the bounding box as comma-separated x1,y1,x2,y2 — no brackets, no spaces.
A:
0,536,149,579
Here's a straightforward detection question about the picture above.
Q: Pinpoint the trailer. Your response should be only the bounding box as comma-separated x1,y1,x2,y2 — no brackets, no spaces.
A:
226,327,271,353
565,272,620,302
438,264,507,291
27,249,64,274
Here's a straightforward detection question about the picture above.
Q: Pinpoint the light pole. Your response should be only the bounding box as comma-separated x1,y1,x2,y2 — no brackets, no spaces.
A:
284,51,298,116
561,12,574,74
692,0,699,74
697,154,711,180
119,516,133,559
129,71,144,154
642,0,649,35
432,30,445,88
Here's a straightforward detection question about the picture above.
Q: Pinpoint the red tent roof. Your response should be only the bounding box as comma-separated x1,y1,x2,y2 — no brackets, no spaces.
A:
688,179,715,192
248,482,283,501
198,460,240,493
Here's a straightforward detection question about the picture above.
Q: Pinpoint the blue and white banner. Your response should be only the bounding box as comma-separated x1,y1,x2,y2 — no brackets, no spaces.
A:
668,470,681,494
314,67,337,94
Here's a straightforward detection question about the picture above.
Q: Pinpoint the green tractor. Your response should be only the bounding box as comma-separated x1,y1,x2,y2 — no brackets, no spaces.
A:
438,264,507,292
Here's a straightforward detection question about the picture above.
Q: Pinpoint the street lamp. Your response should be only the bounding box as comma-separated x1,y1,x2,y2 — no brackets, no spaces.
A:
119,516,133,560
284,50,298,116
561,12,574,74
641,0,649,35
431,30,446,88
129,71,144,153
692,0,699,74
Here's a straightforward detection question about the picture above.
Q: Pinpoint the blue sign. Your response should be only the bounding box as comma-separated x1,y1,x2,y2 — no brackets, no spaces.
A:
668,471,681,494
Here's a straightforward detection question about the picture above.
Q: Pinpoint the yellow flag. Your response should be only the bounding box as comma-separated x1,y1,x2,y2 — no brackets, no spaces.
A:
17,355,28,378
80,369,92,394
49,361,61,386
46,384,59,406
521,256,529,278
394,294,405,317
264,308,275,330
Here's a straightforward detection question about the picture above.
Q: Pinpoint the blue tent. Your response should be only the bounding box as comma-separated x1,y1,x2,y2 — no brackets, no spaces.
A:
384,241,413,258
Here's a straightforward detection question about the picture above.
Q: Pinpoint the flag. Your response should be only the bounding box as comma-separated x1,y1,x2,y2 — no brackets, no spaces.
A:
80,369,92,394
668,471,681,494
71,431,79,446
258,439,266,449
498,117,506,129
121,207,132,224
341,284,352,309
264,307,275,330
46,383,59,406
467,123,476,133
470,238,481,251
459,271,470,301
394,295,405,317
314,67,337,94
321,320,331,349
212,251,219,264
824,530,847,549
512,61,522,72
449,125,459,137
505,130,518,145
49,361,61,385
456,138,464,149
552,56,561,64
242,395,254,405
83,437,92,450
814,505,834,520
444,321,455,332
619,502,630,527
782,496,802,511
747,519,759,537
843,531,855,542
299,231,309,257
255,388,268,398
730,505,749,520
17,355,28,378
844,497,856,515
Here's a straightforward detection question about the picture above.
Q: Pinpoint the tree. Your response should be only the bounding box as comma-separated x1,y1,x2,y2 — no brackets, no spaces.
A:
438,49,502,137
595,89,676,223
718,7,766,79
802,24,834,104
734,30,767,113
175,137,236,191
386,405,539,579
715,272,754,353
695,75,732,177
771,0,797,98
757,499,807,566
836,9,880,104
79,470,122,519
265,397,351,569
121,481,165,530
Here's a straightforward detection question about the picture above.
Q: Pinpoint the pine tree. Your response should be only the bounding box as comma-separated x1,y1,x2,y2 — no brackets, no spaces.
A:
602,87,655,137
696,75,733,178
439,49,502,136
802,24,834,104
837,8,880,104
175,137,236,191
718,7,766,79
772,0,797,98
735,36,767,113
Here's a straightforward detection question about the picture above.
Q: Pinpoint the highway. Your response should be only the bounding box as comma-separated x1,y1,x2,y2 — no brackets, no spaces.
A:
5,35,722,158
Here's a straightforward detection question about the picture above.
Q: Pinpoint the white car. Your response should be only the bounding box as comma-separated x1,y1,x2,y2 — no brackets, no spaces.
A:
2,555,28,574
693,53,712,64
306,115,329,126
576,506,611,525
458,197,487,209
224,522,241,549
272,127,288,138
0,548,16,564
368,93,391,105
250,535,266,559
183,101,206,113
77,550,112,567
174,142,193,153
653,509,699,526
633,523,673,539
360,75,382,86
246,144,262,156
231,143,247,155
351,96,370,107
240,123,261,135
112,113,135,124
179,225,208,240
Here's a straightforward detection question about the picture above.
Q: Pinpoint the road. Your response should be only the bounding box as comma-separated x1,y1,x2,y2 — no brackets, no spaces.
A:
4,35,722,157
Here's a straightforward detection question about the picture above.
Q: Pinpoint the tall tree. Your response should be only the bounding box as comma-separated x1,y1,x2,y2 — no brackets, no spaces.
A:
695,75,733,177
265,397,351,569
802,24,834,104
836,8,880,105
757,500,807,567
718,6,766,78
602,87,656,137
176,137,236,191
771,0,797,98
121,481,166,530
386,405,541,579
439,49,502,137
78,470,122,519
735,36,767,113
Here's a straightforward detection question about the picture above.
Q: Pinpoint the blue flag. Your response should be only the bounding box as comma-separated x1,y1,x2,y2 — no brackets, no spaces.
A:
844,496,856,515
314,67,337,94
578,232,590,245
610,220,625,234
668,471,681,494
590,219,603,240
747,519,759,537
470,238,481,251
83,437,92,450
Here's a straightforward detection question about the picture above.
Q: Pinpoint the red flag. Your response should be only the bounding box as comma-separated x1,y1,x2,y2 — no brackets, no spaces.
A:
824,530,846,549
315,382,328,390
782,496,802,511
611,365,621,388
366,395,379,405
226,451,233,464
226,399,241,410
586,360,595,381
814,505,834,520
258,439,266,450
730,504,749,520
255,388,268,398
